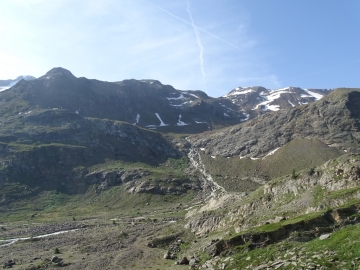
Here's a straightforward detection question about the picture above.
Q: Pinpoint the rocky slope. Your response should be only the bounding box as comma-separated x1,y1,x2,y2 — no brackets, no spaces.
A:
190,88,360,159
2,68,246,133
181,153,360,269
186,153,360,235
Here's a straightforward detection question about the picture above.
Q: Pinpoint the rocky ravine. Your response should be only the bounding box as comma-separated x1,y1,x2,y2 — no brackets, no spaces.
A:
185,137,226,200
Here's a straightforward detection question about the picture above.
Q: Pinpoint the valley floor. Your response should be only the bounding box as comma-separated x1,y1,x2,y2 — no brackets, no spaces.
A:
0,218,188,270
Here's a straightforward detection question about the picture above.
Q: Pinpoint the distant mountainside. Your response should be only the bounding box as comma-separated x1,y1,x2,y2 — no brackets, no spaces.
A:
0,75,36,91
3,68,247,134
190,88,360,159
1,68,333,132
221,86,331,119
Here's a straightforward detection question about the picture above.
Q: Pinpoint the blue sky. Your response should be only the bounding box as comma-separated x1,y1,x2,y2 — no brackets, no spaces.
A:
0,0,359,97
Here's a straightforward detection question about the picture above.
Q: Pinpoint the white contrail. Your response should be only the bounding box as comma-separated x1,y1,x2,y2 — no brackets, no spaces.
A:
155,5,243,51
186,0,206,88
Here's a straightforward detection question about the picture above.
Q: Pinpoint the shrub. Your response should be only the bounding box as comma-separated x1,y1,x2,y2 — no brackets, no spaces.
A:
291,169,298,179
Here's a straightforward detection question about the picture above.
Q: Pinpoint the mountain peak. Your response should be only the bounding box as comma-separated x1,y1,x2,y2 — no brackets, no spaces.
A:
41,67,76,80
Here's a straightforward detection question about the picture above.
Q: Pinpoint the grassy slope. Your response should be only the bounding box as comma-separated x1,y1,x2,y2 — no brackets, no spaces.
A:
0,156,195,221
201,138,343,192
229,222,360,269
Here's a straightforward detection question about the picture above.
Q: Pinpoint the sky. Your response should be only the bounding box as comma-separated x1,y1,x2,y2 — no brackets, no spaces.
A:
0,0,359,97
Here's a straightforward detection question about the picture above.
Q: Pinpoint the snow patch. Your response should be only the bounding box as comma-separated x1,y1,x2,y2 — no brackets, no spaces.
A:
155,113,168,126
194,120,207,124
223,88,254,97
177,114,188,126
240,113,250,122
133,114,140,125
250,157,259,160
304,89,324,100
288,100,295,107
276,87,292,91
253,88,291,111
166,94,184,100
189,93,200,98
181,91,200,99
262,147,280,160
200,148,205,151
170,102,188,107
224,113,229,117
211,156,216,159
261,104,280,111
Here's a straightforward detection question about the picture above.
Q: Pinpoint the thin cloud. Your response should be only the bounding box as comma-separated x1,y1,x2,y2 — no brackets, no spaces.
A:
155,5,244,51
0,0,276,97
186,0,206,88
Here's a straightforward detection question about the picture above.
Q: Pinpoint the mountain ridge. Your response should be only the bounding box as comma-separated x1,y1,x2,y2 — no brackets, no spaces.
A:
0,67,333,131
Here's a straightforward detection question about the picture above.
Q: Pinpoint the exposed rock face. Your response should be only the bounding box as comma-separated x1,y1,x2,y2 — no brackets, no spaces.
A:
86,169,150,190
190,89,360,158
125,177,200,195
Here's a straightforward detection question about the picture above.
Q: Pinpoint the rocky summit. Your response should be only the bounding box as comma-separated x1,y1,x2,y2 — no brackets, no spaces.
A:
1,68,360,270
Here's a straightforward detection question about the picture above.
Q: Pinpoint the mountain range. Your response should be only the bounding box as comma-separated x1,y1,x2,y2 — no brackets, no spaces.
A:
0,68,331,130
1,67,360,269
